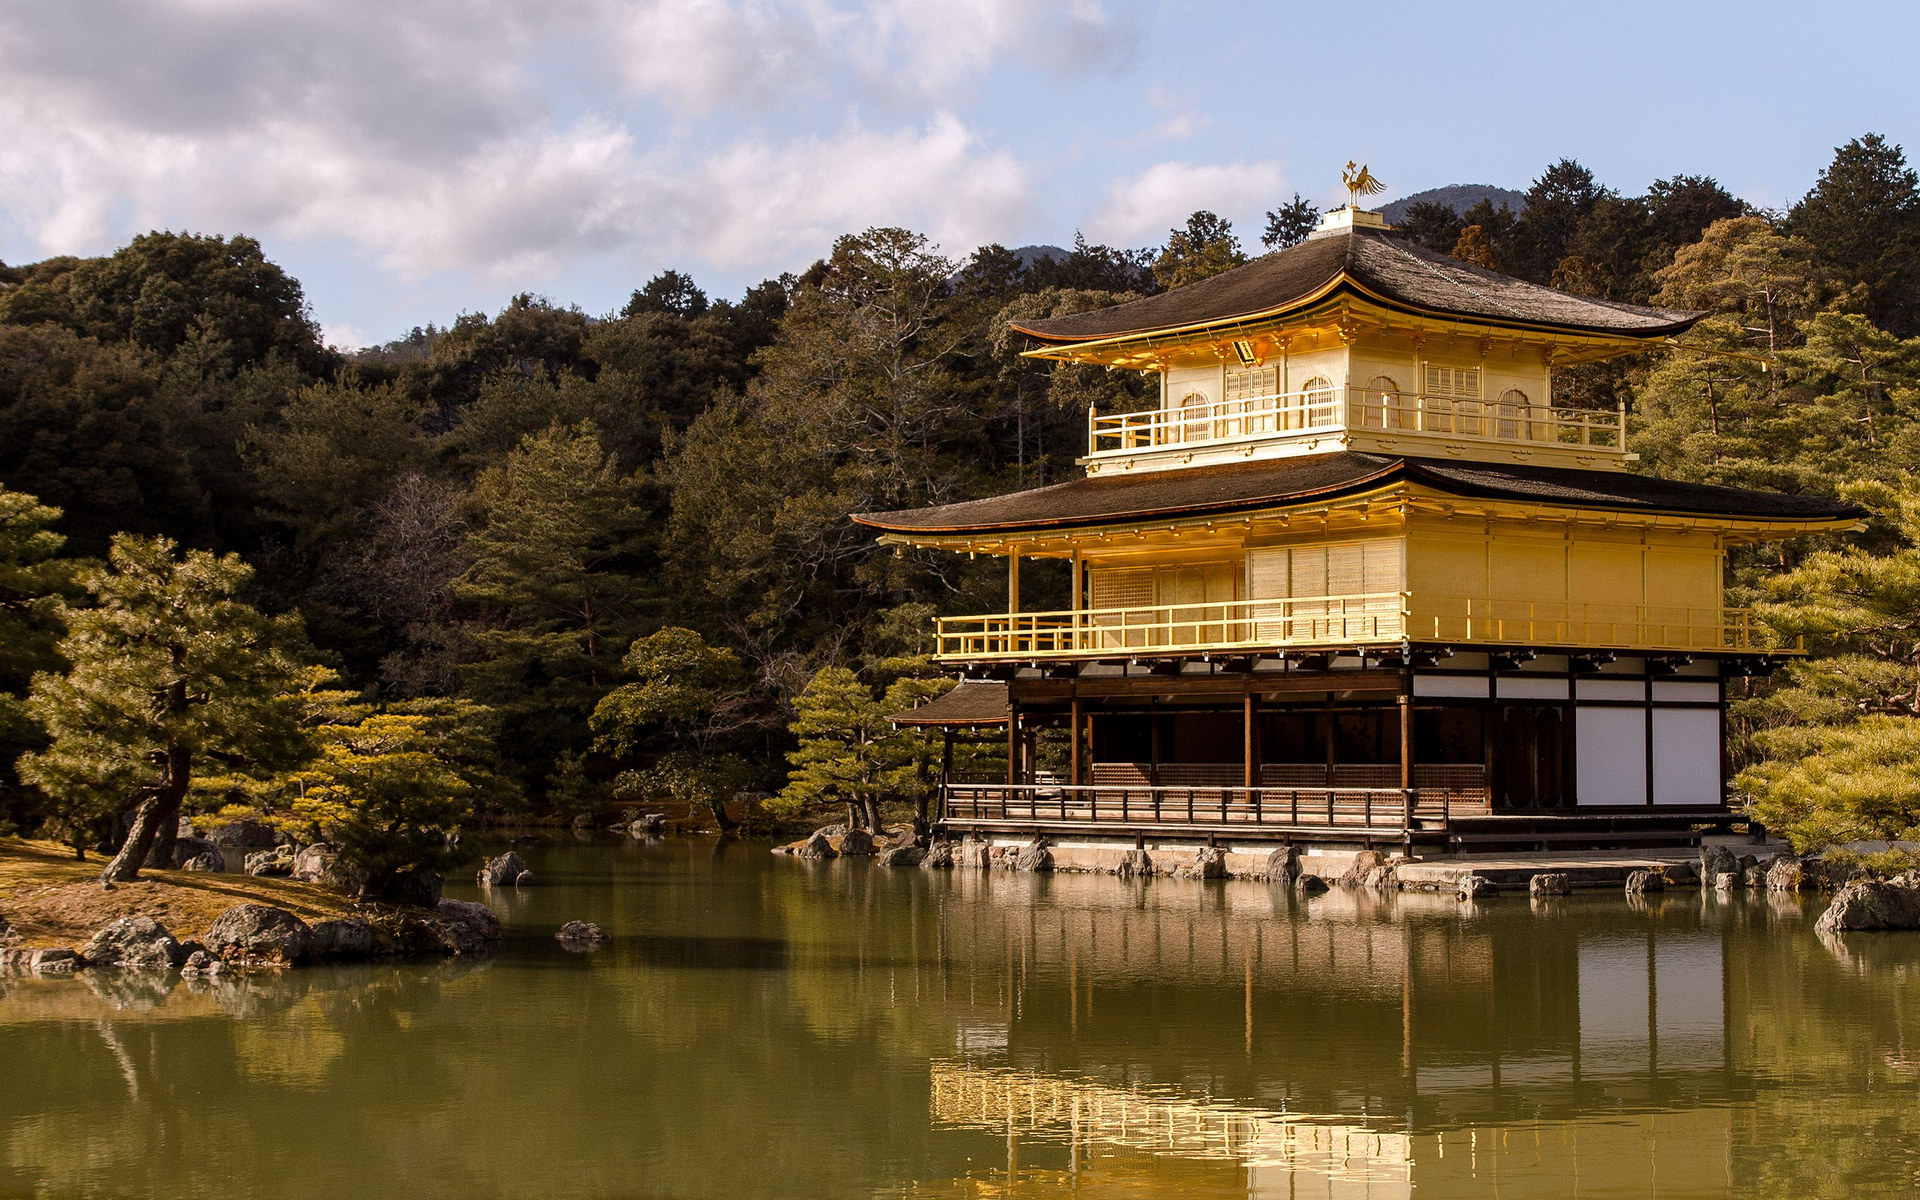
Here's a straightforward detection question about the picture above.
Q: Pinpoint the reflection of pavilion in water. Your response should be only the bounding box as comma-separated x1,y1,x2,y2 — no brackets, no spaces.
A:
928,873,1736,1122
926,1057,1732,1198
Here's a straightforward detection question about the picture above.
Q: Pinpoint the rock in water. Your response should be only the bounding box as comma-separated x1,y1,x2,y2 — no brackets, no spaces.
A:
1765,855,1807,892
793,832,837,860
309,919,376,960
1659,862,1698,886
1013,839,1053,872
290,842,364,893
919,841,955,869
1624,869,1665,896
1294,873,1330,895
171,837,227,872
1816,879,1920,933
1699,845,1738,882
1362,864,1398,892
1175,846,1226,881
1265,847,1300,885
556,920,608,947
1456,875,1498,901
476,851,529,888
1529,873,1572,898
435,900,502,954
836,828,876,857
878,845,925,867
205,904,314,965
1114,848,1153,878
1338,850,1387,888
957,841,994,870
82,916,185,970
1712,871,1741,892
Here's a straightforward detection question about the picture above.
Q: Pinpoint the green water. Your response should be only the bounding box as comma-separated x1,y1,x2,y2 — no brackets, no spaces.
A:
3,839,1918,1199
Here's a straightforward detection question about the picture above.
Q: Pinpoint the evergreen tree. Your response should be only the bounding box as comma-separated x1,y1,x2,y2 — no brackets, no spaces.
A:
0,489,79,835
1262,194,1320,249
282,710,478,899
773,666,897,832
20,536,308,879
1153,211,1246,289
1790,134,1920,336
456,421,649,782
590,626,759,831
1738,482,1920,849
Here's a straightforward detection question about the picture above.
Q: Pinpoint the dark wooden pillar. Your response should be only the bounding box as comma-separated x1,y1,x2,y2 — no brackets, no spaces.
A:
1242,693,1256,790
1069,696,1083,787
1007,705,1019,785
1149,708,1162,786
940,730,954,785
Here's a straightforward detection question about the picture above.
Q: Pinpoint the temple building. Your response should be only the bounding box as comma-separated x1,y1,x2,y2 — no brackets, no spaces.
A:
859,195,1862,853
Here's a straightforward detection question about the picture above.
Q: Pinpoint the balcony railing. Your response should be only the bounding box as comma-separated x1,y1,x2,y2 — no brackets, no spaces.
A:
932,594,1783,660
1087,387,1626,459
943,782,1474,835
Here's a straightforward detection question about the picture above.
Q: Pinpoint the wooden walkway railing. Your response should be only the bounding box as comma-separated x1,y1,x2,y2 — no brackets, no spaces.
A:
942,782,1488,835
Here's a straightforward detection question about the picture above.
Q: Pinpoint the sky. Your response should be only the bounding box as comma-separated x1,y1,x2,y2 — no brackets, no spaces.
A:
1,1,1916,349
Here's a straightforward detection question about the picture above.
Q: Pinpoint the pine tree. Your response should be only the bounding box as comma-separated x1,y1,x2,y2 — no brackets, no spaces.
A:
591,627,759,830
773,666,896,832
20,536,308,881
0,488,78,836
1153,212,1246,289
456,420,648,783
283,711,475,899
1790,134,1920,335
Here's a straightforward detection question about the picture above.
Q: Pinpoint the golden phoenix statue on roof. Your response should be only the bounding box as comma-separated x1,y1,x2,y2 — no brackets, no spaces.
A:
1342,161,1385,208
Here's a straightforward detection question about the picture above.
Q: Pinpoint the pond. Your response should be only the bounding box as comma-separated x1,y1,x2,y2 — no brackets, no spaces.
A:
3,838,1918,1198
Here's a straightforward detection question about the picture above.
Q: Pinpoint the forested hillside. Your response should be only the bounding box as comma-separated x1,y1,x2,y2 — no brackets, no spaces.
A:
3,134,1920,856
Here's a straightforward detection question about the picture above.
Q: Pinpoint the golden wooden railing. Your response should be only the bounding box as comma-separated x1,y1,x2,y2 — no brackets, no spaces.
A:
1088,387,1626,458
933,595,1782,660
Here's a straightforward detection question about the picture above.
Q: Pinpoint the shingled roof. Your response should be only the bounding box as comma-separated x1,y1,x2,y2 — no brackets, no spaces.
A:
890,681,1009,727
854,454,1863,535
1009,226,1703,343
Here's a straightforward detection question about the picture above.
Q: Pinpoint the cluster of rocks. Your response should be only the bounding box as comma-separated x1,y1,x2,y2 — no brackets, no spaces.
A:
1816,871,1920,933
477,851,535,888
1,899,503,977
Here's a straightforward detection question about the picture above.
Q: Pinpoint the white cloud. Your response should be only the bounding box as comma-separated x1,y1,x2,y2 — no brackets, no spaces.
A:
1090,160,1287,245
0,0,1075,290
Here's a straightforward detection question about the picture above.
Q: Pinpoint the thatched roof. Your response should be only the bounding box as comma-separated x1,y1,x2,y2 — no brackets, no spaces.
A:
1009,227,1701,343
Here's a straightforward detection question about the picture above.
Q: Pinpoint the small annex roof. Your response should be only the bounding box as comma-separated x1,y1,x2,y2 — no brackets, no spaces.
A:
853,453,1864,536
1008,226,1702,345
890,681,1010,727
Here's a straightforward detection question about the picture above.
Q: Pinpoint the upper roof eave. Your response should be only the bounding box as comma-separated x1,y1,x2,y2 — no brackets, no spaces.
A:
852,454,1866,538
1007,228,1705,352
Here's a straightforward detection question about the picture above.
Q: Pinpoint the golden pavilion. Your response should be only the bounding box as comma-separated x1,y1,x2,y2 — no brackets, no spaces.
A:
859,195,1862,852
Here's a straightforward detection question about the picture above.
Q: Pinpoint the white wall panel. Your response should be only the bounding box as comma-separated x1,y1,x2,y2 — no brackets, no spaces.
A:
1496,676,1569,700
1577,678,1646,701
1576,706,1647,805
1413,674,1489,698
1652,708,1722,805
1651,681,1719,703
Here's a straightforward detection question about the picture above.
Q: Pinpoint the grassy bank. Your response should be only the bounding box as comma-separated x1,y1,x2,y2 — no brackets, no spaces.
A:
0,838,361,950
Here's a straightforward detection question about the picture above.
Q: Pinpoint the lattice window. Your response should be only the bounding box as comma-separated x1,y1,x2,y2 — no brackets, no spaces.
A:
1089,567,1153,609
1424,364,1481,399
